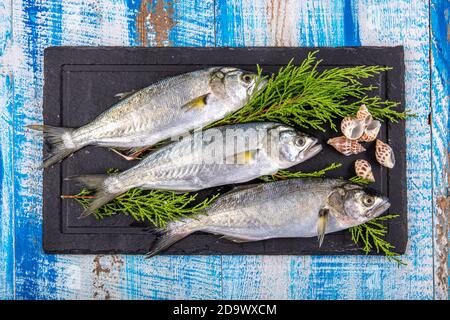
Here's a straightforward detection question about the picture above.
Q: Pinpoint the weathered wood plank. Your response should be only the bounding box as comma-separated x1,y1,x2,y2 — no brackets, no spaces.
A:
121,0,222,300
430,0,449,300
11,0,66,299
0,0,15,300
8,0,220,300
10,0,133,299
216,0,434,299
2,0,441,299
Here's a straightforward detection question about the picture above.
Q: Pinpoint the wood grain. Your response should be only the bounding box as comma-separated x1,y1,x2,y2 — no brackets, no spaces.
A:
430,0,449,300
0,0,447,299
216,0,435,300
0,0,15,300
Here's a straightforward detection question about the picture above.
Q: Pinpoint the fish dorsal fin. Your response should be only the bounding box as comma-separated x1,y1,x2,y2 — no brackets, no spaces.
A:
317,208,329,248
114,90,136,100
181,93,210,111
224,150,260,165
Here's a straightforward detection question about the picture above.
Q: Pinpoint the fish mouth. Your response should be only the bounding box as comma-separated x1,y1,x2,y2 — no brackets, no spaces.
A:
369,198,391,218
297,139,323,163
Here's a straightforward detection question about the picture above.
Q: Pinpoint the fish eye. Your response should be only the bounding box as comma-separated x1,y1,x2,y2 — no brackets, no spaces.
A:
241,74,253,84
295,137,306,147
362,195,375,207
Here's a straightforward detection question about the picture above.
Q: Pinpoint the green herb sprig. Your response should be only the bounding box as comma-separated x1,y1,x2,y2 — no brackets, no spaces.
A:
68,188,219,229
65,164,342,228
212,51,407,131
350,214,405,266
348,175,405,266
260,162,342,182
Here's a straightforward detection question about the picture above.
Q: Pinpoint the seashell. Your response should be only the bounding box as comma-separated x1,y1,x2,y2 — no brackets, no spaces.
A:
341,116,366,140
354,159,375,182
356,104,372,121
359,119,381,142
327,136,366,156
375,139,395,168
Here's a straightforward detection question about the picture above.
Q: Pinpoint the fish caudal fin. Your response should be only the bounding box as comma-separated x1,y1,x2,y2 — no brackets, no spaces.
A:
27,124,78,168
146,222,197,258
67,174,122,219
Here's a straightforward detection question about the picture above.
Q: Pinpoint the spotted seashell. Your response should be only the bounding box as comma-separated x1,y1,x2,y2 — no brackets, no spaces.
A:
359,119,381,142
341,116,366,140
355,159,375,182
375,139,395,168
327,136,366,156
356,104,372,121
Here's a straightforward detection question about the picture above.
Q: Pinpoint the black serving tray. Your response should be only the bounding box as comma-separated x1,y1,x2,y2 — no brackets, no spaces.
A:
42,46,406,255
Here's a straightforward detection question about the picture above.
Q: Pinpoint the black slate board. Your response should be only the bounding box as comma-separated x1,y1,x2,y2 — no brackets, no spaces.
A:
42,46,407,255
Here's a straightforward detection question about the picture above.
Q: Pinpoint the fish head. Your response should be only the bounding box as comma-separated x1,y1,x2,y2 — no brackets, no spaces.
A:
217,68,267,106
327,184,391,227
268,125,322,168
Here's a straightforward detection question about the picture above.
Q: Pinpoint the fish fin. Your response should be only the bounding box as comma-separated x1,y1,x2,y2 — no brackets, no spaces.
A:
146,224,195,258
221,235,254,243
317,208,329,248
225,150,259,165
66,174,108,189
66,174,123,219
27,124,78,168
181,93,209,111
114,90,136,100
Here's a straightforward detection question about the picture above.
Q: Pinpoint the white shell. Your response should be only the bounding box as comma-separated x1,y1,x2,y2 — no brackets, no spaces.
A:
327,136,366,156
375,139,395,168
341,116,366,140
355,159,375,182
359,119,381,142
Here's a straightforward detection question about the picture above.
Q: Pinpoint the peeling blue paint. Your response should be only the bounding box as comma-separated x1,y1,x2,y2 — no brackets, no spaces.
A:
0,0,447,300
430,0,450,299
343,0,361,46
13,0,63,299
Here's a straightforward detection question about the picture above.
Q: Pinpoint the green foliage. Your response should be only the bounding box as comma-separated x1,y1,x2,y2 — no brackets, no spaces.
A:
212,51,408,131
348,175,373,185
347,175,405,266
73,188,220,229
67,164,343,228
350,215,406,266
260,162,342,182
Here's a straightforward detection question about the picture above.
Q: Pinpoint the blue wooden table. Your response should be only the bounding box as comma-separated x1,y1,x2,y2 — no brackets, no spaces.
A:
0,0,448,300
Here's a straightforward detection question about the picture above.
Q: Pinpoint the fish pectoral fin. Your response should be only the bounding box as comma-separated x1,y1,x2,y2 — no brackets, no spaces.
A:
225,150,260,165
181,93,210,111
221,235,253,243
317,208,329,248
114,90,136,100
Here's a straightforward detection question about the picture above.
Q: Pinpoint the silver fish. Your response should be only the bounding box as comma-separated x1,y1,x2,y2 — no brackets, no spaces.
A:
73,122,322,217
28,67,266,168
147,178,390,257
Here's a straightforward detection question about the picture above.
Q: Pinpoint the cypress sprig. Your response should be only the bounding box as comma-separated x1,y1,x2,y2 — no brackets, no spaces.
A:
259,162,342,182
212,51,407,131
72,188,220,229
348,175,374,185
350,215,406,266
66,164,342,228
348,175,405,266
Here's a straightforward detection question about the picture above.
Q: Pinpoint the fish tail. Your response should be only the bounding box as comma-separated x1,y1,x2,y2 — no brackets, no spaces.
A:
67,174,123,219
146,221,198,258
27,124,79,168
